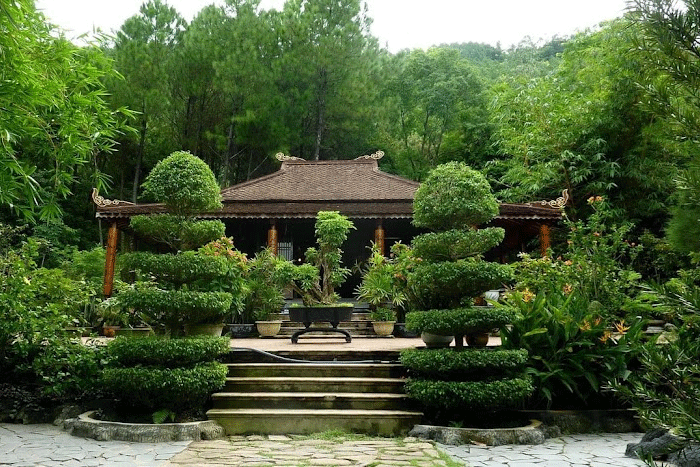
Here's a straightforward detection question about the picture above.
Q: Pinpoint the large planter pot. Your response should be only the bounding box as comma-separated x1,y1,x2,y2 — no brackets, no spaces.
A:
372,321,396,337
255,320,282,337
421,331,454,348
101,325,121,337
466,332,490,348
184,323,224,337
288,305,354,343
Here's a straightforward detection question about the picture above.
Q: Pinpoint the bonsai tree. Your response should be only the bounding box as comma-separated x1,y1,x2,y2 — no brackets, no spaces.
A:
401,162,533,423
116,151,237,333
277,211,355,306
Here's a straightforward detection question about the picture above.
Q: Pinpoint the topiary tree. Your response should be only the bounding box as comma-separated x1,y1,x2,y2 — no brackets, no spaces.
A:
114,151,237,333
401,162,532,423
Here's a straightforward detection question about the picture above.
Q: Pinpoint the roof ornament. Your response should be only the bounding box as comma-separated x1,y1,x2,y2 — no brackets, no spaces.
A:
537,189,569,209
275,152,304,162
91,188,133,207
355,150,384,161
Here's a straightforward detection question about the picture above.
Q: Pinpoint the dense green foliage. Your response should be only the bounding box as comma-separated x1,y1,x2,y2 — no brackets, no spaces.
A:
129,216,225,252
500,287,643,409
123,251,231,285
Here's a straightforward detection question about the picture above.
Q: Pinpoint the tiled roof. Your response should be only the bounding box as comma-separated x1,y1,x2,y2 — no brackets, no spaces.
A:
93,159,565,222
220,158,419,202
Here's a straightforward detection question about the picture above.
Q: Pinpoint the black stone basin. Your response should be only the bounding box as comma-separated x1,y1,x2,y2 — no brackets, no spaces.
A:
288,305,353,343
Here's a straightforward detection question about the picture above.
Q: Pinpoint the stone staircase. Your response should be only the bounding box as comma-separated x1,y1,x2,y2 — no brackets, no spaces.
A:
207,351,422,436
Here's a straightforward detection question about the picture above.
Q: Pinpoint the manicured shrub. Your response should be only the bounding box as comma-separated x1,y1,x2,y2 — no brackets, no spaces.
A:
401,348,528,380
404,378,534,412
408,260,512,310
106,336,230,368
102,362,227,414
141,151,222,215
130,215,225,252
123,251,231,285
413,162,499,230
117,288,232,327
406,308,514,336
412,228,505,262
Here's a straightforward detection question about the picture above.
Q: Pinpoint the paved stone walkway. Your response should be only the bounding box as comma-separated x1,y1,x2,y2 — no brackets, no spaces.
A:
164,435,451,466
440,432,650,467
0,423,653,467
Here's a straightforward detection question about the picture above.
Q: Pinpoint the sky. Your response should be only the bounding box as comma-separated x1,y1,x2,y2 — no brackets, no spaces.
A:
34,0,630,52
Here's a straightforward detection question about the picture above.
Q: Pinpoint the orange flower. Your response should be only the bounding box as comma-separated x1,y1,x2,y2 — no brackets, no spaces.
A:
562,284,573,295
599,330,612,343
614,320,630,334
521,289,535,303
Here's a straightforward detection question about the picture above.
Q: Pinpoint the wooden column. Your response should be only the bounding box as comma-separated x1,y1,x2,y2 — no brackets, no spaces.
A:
267,220,278,256
374,220,385,256
103,222,119,297
539,224,551,257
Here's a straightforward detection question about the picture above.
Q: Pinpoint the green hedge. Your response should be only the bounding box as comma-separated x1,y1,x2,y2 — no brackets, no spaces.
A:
408,259,512,309
106,336,230,368
405,307,514,336
405,377,534,412
102,361,227,413
400,348,528,380
123,251,230,285
412,228,505,262
118,288,232,325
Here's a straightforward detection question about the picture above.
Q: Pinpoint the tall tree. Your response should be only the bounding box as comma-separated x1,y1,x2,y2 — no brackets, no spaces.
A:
278,0,379,160
490,20,676,225
108,0,186,202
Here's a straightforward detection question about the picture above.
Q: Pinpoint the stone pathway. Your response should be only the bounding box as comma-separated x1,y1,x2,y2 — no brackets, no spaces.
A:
0,423,654,466
164,435,451,467
440,432,651,467
0,423,190,467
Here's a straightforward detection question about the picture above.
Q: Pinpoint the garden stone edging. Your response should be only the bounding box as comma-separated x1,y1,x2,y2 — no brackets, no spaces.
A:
63,411,224,442
409,419,546,446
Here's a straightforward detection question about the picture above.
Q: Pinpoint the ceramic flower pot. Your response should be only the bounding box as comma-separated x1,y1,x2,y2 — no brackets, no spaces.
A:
421,331,454,348
184,323,224,337
372,321,396,337
256,320,282,337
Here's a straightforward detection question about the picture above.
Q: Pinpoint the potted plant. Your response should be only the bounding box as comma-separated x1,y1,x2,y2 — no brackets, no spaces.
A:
98,293,153,337
370,307,396,337
245,249,286,337
276,211,356,342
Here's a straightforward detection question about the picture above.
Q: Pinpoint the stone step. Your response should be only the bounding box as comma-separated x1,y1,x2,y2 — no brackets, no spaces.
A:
226,363,406,378
211,392,412,410
223,376,406,394
205,408,423,436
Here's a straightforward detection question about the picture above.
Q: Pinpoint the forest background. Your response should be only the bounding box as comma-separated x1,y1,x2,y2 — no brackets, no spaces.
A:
2,0,699,265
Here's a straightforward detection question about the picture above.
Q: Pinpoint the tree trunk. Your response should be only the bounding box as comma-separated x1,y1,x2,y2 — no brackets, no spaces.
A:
313,68,328,161
132,112,147,203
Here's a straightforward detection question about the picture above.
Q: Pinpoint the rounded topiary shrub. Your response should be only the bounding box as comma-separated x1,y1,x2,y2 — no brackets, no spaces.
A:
406,307,514,337
413,162,499,231
141,151,222,216
412,228,505,262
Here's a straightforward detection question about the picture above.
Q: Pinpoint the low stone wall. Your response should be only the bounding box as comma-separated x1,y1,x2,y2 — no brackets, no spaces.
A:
409,420,546,446
63,411,224,443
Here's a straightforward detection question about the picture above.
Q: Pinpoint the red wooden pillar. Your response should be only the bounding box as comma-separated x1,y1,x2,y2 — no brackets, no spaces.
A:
539,224,551,257
267,220,278,256
104,222,119,297
374,220,385,256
